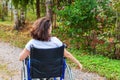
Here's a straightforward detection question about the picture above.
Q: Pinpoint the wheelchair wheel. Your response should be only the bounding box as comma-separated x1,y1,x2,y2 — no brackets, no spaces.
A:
21,68,25,80
65,64,73,80
21,60,29,80
21,66,28,80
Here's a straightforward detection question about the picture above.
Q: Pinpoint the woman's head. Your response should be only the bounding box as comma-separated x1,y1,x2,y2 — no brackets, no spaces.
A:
31,17,52,41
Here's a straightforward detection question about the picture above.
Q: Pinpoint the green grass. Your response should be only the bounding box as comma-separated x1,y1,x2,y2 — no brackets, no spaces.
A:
0,22,120,80
0,20,13,26
0,22,31,48
69,49,120,80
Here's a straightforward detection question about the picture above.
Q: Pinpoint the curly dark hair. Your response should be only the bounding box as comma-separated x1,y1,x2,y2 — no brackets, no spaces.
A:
31,17,51,41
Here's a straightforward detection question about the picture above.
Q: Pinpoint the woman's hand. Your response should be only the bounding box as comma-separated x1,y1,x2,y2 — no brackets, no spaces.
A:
77,63,82,70
64,49,83,70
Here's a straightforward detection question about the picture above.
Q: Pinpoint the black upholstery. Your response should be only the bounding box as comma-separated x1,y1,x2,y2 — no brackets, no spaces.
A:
30,45,64,78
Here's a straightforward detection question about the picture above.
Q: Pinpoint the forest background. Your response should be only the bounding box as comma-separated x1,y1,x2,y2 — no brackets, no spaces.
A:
0,0,120,80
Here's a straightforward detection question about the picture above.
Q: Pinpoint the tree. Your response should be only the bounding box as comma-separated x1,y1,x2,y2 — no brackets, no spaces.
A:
112,0,120,59
12,0,45,29
36,0,40,18
0,1,2,19
68,0,72,4
0,0,8,21
46,0,52,21
11,0,73,30
13,9,20,30
12,0,33,30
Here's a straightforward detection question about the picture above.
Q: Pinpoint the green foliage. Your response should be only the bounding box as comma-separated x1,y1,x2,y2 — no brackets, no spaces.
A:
56,0,98,31
113,0,120,12
55,0,118,58
26,9,37,21
96,43,114,57
12,0,34,10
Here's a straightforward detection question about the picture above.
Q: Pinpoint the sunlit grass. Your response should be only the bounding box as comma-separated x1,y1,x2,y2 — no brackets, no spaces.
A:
0,20,13,26
69,49,120,80
0,24,31,48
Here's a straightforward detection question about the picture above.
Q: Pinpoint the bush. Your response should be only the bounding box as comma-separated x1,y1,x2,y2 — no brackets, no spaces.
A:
56,0,98,31
55,0,118,59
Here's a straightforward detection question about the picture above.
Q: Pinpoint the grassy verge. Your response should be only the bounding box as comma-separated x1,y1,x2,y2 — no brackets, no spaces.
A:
70,49,120,80
0,21,120,80
0,21,31,48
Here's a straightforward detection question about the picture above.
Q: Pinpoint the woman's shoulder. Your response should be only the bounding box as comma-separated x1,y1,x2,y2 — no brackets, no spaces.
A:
27,39,36,45
29,39,40,42
51,37,61,41
51,37,63,46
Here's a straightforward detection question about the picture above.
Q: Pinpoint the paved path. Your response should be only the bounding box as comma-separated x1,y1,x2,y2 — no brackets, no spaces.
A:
0,41,107,80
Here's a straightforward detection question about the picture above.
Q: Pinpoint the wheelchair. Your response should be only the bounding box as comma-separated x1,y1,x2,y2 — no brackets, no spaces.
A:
21,45,73,80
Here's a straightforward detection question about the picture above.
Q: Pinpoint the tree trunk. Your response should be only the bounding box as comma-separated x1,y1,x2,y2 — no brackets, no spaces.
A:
0,3,2,19
4,1,8,16
68,0,72,4
9,0,13,21
1,1,5,21
11,8,13,21
1,0,8,21
42,0,46,16
36,0,40,18
13,9,20,30
114,12,120,59
115,12,119,40
20,9,25,28
45,0,52,21
53,0,57,28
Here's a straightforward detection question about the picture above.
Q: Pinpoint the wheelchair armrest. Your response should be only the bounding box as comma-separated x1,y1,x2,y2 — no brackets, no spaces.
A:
64,43,67,48
22,57,29,66
64,57,67,59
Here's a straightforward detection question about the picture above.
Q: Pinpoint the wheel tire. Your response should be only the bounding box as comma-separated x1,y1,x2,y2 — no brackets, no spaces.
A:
21,68,25,80
66,64,73,80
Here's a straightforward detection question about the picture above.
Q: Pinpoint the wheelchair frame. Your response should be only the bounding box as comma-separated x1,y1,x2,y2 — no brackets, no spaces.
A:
21,58,73,80
21,44,73,80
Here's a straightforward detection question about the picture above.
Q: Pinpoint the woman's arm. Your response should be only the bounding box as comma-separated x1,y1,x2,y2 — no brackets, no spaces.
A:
64,49,82,70
19,48,30,61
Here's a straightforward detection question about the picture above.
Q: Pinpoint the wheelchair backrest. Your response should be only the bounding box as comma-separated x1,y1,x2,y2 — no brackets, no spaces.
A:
30,45,64,78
